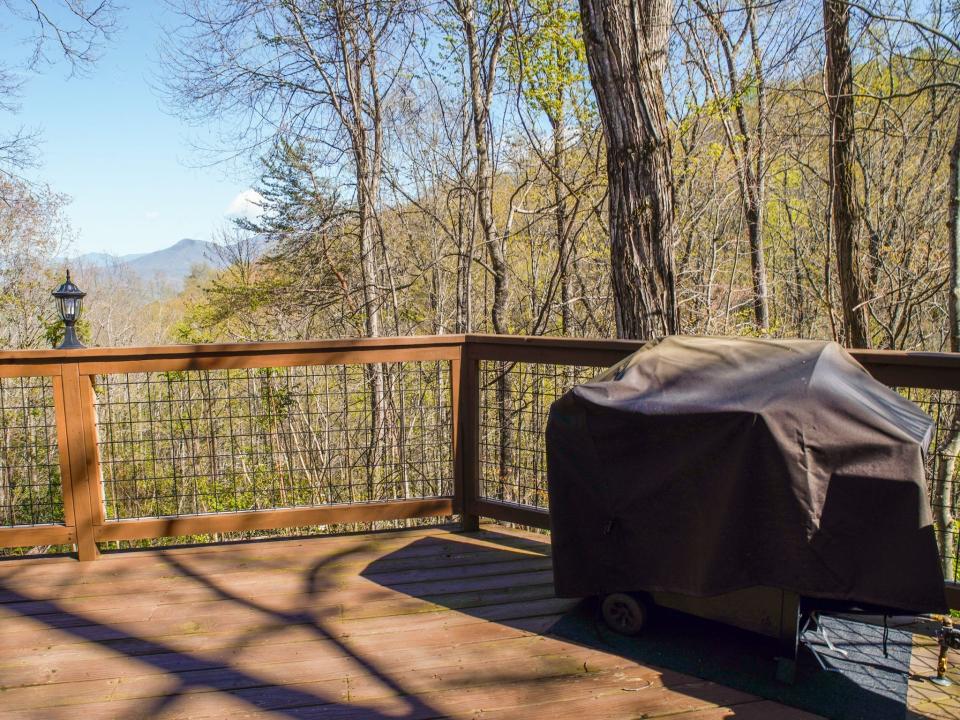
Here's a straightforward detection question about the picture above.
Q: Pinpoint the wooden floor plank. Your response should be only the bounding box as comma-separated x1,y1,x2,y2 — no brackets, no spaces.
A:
0,562,554,621
0,525,545,585
0,538,547,602
3,593,575,655
0,525,818,720
0,611,568,686
0,572,559,632
0,535,551,612
0,548,552,604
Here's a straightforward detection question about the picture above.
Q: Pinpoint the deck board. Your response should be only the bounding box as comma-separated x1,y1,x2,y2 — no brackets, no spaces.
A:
0,526,820,719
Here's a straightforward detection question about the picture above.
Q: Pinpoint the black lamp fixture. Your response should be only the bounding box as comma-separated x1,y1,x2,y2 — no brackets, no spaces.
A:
51,270,86,349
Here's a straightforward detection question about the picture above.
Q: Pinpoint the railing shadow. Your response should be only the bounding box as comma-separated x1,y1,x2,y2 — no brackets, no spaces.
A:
0,528,922,719
0,539,446,719
361,530,917,720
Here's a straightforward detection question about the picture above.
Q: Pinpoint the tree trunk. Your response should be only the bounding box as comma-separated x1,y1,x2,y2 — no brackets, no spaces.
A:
458,0,514,496
746,11,770,331
579,0,678,339
949,113,960,355
694,0,771,331
933,113,960,580
823,0,870,347
461,4,509,336
553,114,573,335
745,192,769,330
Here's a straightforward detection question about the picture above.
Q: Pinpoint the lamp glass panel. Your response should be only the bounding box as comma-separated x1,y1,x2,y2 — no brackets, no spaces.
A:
59,297,79,321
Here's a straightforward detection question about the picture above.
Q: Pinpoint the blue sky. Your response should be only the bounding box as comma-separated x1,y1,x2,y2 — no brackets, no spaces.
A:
0,4,261,256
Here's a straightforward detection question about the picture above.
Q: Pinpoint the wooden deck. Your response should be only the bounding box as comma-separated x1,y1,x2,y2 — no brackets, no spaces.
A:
0,525,822,719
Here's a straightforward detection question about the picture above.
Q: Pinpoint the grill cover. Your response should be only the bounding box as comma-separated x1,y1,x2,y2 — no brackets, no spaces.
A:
546,336,947,614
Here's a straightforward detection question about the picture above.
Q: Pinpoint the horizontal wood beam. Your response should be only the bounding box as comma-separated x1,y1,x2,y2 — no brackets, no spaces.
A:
472,499,550,530
3,333,960,386
0,524,75,548
0,334,466,365
94,498,455,542
466,342,632,368
463,333,644,353
851,350,960,390
0,363,63,379
78,345,459,375
464,334,641,367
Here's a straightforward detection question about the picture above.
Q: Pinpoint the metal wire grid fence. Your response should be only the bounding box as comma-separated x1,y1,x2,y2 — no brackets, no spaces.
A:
893,387,960,582
0,376,63,527
478,360,598,508
94,362,453,520
477,363,960,580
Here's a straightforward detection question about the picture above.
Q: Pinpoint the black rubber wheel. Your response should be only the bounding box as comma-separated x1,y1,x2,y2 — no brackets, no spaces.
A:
601,593,648,635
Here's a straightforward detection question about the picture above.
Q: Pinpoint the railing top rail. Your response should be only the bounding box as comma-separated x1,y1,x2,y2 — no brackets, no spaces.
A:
3,332,960,381
0,334,468,365
462,333,645,352
848,348,960,368
463,335,960,383
465,334,960,364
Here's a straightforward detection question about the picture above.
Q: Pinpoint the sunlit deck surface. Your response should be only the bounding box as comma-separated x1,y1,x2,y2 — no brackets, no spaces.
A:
0,525,833,720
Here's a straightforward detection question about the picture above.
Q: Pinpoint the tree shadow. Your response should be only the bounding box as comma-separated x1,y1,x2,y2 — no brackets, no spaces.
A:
361,530,918,720
0,538,447,719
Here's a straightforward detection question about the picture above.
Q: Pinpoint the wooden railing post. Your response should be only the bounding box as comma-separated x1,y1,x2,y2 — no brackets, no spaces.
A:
453,341,480,531
55,363,104,560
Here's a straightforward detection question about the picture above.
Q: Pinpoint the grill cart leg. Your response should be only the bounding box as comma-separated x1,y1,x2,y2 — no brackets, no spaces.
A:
601,593,650,635
798,612,844,673
774,592,802,684
931,617,960,686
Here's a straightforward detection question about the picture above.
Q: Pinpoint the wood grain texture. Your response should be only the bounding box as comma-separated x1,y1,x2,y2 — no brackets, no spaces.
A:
0,526,819,720
455,347,480,531
472,499,550,530
0,335,466,363
93,498,455,541
0,524,74,546
57,364,99,560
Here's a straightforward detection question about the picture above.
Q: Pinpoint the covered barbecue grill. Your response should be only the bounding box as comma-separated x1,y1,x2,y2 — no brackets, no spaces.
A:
546,336,947,650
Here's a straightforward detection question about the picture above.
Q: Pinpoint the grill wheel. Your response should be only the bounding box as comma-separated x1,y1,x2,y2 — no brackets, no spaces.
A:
601,592,649,635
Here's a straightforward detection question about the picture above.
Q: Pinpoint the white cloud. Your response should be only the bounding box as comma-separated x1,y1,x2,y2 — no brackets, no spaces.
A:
145,210,161,221
225,189,265,221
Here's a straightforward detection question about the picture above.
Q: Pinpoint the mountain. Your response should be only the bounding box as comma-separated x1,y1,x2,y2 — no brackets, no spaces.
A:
70,239,228,288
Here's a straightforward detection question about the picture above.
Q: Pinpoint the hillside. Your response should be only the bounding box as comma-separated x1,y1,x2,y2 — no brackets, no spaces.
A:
71,238,227,287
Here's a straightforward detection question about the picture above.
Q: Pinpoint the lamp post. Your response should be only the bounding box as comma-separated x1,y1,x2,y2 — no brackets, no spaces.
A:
51,270,86,349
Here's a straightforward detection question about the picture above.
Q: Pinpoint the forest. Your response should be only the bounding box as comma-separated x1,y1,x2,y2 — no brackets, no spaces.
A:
1,1,960,569
0,0,956,354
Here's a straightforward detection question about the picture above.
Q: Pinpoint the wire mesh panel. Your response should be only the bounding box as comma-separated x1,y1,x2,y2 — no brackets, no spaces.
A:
475,361,960,582
95,362,453,520
0,376,63,526
893,387,960,581
478,361,598,508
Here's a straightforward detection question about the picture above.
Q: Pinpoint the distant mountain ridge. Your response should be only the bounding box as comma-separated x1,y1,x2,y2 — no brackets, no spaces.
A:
69,238,228,287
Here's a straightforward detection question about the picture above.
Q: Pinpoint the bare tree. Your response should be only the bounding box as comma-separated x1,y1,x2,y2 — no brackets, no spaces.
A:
448,0,513,336
678,0,776,331
824,0,871,347
0,178,72,349
164,0,423,494
507,0,605,337
0,1,118,186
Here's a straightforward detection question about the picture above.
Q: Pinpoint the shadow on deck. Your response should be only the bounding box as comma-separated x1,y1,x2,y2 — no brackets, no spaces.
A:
0,525,832,719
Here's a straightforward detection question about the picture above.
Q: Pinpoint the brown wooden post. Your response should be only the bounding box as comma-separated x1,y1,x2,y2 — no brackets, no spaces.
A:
453,342,480,531
51,374,78,546
56,363,102,560
80,373,106,529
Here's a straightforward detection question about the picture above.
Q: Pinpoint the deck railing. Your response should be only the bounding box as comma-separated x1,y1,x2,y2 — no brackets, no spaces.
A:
2,334,960,602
